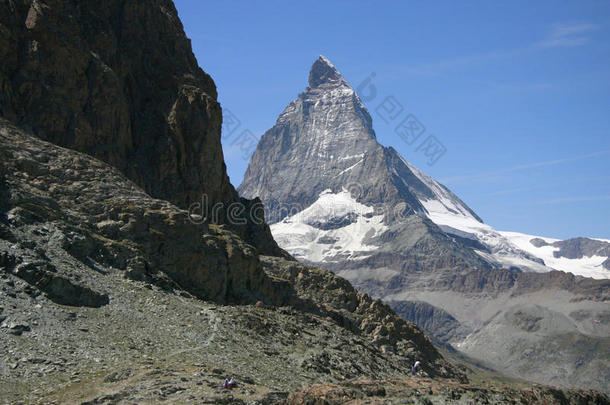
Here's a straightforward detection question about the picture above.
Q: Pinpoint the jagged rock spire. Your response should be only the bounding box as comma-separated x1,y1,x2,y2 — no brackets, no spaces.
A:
308,55,346,88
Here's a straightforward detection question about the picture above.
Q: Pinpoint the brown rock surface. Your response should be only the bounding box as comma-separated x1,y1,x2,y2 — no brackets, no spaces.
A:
260,256,458,380
0,0,284,256
0,118,283,304
282,377,610,404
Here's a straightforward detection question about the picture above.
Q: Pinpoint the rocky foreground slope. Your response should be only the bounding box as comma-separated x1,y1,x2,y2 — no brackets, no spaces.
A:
3,130,599,405
284,377,609,405
0,109,459,403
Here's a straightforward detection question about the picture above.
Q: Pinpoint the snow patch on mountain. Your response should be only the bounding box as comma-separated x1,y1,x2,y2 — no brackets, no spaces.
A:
335,158,364,177
401,157,480,220
270,189,387,263
419,199,545,270
339,153,365,161
416,191,609,279
500,231,610,279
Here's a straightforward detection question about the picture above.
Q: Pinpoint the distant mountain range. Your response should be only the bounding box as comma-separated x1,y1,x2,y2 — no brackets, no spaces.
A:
239,56,610,392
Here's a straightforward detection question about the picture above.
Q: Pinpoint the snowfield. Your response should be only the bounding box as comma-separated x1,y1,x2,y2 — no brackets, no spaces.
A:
500,231,610,279
270,189,387,263
418,192,609,279
270,183,609,279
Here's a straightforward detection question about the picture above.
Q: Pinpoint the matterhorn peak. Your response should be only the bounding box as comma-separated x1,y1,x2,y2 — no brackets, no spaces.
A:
308,55,347,88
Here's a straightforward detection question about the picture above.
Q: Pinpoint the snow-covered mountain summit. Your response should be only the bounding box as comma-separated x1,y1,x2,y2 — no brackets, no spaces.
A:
238,56,610,281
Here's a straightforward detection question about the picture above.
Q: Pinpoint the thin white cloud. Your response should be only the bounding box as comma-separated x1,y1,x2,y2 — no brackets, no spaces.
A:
441,149,610,185
397,49,523,77
533,195,610,205
485,185,546,197
537,23,599,48
508,150,610,171
484,175,610,197
394,22,600,79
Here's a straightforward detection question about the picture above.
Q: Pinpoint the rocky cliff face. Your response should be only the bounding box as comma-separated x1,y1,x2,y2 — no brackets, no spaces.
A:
0,0,283,255
239,56,382,223
0,119,279,304
387,300,468,344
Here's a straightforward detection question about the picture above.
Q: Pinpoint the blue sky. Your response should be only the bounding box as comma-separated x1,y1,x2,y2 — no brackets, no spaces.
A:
174,0,610,239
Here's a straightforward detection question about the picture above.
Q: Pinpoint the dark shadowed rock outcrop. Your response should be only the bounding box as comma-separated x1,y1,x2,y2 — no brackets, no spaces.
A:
388,300,469,344
0,119,283,304
0,0,284,256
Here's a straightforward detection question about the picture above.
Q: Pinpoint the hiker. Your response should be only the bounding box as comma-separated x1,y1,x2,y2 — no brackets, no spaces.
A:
223,378,229,389
411,360,421,376
228,377,236,389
